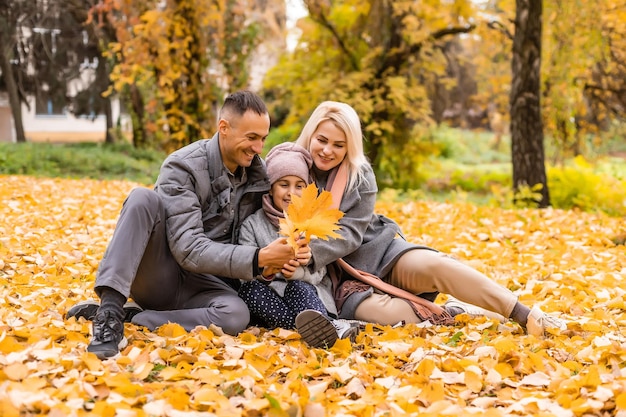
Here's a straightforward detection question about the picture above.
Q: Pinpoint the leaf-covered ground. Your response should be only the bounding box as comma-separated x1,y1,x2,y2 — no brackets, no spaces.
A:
1,175,625,417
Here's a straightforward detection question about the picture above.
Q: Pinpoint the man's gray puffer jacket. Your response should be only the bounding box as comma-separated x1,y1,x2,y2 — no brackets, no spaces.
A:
154,133,270,281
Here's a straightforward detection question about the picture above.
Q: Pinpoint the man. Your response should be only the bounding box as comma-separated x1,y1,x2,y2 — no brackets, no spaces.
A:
67,91,303,359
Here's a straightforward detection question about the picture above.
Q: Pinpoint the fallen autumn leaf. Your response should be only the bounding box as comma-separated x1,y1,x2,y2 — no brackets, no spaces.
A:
1,175,625,416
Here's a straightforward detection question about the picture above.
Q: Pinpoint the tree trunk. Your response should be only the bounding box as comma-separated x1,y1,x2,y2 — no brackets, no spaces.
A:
0,25,26,143
129,83,146,148
98,56,114,144
104,96,114,144
510,0,550,207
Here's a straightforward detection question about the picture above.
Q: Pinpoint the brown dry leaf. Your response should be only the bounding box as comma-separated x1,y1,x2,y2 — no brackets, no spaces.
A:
1,175,626,416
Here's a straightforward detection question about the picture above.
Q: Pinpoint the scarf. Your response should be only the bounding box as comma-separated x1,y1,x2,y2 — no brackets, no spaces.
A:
262,193,283,228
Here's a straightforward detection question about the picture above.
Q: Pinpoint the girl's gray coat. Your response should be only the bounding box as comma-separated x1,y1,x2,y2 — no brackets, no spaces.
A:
239,209,338,317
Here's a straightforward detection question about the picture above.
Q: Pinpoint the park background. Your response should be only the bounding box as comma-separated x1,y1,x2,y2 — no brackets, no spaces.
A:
1,0,626,416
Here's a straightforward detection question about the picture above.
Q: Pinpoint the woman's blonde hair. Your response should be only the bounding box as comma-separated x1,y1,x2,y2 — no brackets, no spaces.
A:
295,101,368,191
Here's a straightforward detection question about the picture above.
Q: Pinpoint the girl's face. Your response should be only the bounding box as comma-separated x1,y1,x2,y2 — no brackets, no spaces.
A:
309,120,348,172
270,175,307,211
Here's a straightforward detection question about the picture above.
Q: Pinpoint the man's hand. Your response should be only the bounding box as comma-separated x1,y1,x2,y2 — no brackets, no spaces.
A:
258,237,295,271
261,265,280,277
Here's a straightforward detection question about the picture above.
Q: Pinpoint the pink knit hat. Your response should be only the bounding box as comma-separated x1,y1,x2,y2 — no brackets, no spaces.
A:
265,142,313,185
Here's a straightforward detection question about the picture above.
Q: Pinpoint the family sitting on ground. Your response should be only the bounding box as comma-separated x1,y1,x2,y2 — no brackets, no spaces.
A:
66,91,566,359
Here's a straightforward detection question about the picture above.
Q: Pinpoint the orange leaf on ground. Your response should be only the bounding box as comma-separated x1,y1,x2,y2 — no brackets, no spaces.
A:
1,175,626,416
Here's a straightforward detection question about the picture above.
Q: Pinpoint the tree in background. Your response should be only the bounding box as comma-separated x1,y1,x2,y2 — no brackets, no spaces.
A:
0,0,37,143
473,0,625,207
542,0,607,161
464,1,514,144
88,0,153,148
64,0,118,144
510,0,549,207
580,1,626,150
473,0,626,163
100,0,274,152
0,0,121,144
263,0,475,188
34,0,119,143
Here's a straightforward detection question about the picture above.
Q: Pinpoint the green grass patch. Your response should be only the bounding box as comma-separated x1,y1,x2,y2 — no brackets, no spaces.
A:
430,125,511,165
0,141,165,185
2,126,625,217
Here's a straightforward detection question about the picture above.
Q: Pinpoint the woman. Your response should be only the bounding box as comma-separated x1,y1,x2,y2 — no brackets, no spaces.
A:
294,101,566,337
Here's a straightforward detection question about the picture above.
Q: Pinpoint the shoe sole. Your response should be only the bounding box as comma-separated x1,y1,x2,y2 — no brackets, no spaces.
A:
88,336,128,360
66,300,99,321
295,310,338,348
444,299,506,322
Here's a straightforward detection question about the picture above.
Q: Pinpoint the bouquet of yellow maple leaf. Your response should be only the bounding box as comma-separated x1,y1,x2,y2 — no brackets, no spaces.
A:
279,183,344,252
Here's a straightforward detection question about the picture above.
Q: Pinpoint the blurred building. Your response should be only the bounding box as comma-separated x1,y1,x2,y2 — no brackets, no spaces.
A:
0,92,129,143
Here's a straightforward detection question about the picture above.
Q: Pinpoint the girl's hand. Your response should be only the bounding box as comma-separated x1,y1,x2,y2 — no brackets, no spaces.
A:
262,265,280,277
294,237,312,266
281,259,300,279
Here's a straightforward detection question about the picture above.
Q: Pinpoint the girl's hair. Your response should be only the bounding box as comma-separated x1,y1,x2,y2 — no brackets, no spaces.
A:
295,101,368,191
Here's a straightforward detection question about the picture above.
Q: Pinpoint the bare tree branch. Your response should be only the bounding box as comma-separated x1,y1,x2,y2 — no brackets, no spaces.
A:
304,0,361,71
487,20,513,41
431,24,477,40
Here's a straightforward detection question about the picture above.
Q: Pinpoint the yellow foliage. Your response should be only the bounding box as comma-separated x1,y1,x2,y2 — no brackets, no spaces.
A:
101,0,266,150
1,175,626,416
548,156,626,216
264,0,475,183
279,183,344,251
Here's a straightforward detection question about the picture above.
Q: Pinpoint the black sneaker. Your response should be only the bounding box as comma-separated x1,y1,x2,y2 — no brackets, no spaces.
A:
66,299,99,321
87,310,127,359
122,301,143,322
66,300,143,323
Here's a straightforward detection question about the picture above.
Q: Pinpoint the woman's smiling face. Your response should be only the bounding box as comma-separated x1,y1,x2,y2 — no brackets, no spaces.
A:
308,120,348,172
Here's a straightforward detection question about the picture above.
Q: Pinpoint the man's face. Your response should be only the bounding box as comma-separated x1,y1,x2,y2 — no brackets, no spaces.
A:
219,110,270,173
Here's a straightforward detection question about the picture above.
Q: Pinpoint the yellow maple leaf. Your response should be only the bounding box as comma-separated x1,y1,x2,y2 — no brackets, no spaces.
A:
278,183,344,251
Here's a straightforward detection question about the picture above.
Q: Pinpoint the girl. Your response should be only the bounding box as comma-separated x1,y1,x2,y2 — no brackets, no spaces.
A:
238,142,359,347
